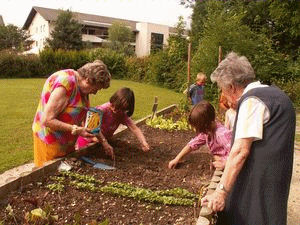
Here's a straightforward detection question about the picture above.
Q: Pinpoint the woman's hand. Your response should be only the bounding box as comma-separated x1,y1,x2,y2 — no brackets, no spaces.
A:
141,142,150,152
77,127,95,138
102,141,115,160
201,189,227,212
168,158,179,169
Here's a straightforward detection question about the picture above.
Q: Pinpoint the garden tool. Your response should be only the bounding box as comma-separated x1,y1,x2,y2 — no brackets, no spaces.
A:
80,156,115,170
151,96,158,120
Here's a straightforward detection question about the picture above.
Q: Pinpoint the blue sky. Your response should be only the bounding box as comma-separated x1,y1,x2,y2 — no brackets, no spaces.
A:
0,0,192,28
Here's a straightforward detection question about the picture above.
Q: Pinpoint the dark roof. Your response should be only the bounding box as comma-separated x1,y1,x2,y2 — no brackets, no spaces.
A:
0,15,4,26
23,6,138,30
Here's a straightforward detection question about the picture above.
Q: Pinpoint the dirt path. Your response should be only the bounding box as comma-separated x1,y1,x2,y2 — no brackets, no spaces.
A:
287,111,300,225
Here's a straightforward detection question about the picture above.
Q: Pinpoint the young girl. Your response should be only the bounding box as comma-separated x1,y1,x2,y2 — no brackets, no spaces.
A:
168,100,232,170
77,87,150,159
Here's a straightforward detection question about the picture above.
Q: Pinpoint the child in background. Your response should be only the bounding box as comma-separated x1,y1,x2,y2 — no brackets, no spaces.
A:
224,101,237,131
168,100,232,170
77,87,150,159
188,72,207,105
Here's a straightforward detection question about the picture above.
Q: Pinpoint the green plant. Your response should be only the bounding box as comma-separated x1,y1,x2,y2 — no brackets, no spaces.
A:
54,171,197,206
100,182,197,206
47,183,65,193
146,115,191,131
5,204,18,225
25,207,58,224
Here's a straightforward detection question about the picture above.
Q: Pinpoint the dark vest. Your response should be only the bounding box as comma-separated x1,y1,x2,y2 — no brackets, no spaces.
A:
218,85,295,225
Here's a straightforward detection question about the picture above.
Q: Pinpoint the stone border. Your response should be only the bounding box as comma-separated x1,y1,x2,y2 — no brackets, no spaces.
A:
0,104,177,201
196,169,224,225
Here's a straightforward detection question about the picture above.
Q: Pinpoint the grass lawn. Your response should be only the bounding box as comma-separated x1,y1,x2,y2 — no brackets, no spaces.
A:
0,79,184,173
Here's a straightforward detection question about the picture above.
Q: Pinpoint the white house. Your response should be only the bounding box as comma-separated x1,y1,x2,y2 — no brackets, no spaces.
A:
0,15,4,26
23,6,184,57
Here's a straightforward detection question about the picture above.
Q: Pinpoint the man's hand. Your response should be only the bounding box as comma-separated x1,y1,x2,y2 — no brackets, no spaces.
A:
201,189,227,212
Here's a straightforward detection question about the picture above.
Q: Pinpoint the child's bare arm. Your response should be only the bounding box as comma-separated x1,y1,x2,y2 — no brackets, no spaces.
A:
168,144,193,169
127,122,150,151
95,132,115,160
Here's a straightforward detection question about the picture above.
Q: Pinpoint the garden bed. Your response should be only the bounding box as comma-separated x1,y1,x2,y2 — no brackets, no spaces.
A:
0,115,212,224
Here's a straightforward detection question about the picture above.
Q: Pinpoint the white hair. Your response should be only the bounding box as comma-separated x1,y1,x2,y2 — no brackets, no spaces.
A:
210,52,255,90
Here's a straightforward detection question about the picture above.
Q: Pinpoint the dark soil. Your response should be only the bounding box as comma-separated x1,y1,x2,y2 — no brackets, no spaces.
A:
0,121,212,224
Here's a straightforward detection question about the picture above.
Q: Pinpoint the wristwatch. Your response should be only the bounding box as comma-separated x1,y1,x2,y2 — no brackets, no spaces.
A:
218,183,228,194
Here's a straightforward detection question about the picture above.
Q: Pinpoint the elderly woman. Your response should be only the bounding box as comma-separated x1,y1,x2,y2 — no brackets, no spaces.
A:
32,60,111,167
201,52,295,224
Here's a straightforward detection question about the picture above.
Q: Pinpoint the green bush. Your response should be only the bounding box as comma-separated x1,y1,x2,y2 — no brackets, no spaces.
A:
125,56,149,81
39,48,90,76
0,51,42,78
89,48,127,79
272,78,300,107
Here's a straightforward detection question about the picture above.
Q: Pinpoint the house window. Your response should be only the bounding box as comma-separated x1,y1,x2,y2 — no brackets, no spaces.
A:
43,25,45,32
88,29,95,35
82,28,88,34
151,33,164,53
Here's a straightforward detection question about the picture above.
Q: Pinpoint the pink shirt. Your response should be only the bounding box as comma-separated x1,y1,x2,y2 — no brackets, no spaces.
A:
77,102,133,149
188,122,232,159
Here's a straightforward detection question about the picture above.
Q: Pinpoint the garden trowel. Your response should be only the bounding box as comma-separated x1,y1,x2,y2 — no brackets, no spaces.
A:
80,156,115,170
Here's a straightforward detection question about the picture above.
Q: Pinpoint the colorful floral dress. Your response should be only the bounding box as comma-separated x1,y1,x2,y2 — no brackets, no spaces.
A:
32,69,89,165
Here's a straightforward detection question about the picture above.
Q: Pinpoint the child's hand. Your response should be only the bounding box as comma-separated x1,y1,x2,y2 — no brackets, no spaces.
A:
212,158,226,170
102,141,115,160
168,158,179,169
141,142,150,152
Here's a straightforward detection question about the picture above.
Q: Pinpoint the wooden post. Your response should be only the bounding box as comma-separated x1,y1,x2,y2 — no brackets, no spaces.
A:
187,42,192,100
151,96,158,120
218,46,222,64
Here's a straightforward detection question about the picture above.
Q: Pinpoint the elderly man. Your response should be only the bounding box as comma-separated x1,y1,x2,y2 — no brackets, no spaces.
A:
201,52,295,224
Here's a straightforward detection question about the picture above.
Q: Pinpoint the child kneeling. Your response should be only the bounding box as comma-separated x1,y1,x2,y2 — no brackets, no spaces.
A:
77,87,150,159
168,100,232,170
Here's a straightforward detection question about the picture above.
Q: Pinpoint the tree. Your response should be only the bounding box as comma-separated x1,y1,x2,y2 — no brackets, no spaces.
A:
46,10,83,50
167,16,188,60
0,24,28,51
107,22,134,56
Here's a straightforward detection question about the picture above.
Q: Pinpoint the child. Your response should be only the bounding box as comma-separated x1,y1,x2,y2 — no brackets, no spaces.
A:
77,87,150,159
168,100,232,170
188,72,206,105
224,101,237,131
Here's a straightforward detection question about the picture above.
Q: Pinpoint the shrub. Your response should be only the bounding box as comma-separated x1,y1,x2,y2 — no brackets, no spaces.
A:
89,48,127,79
0,51,42,78
39,49,90,76
125,56,150,81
